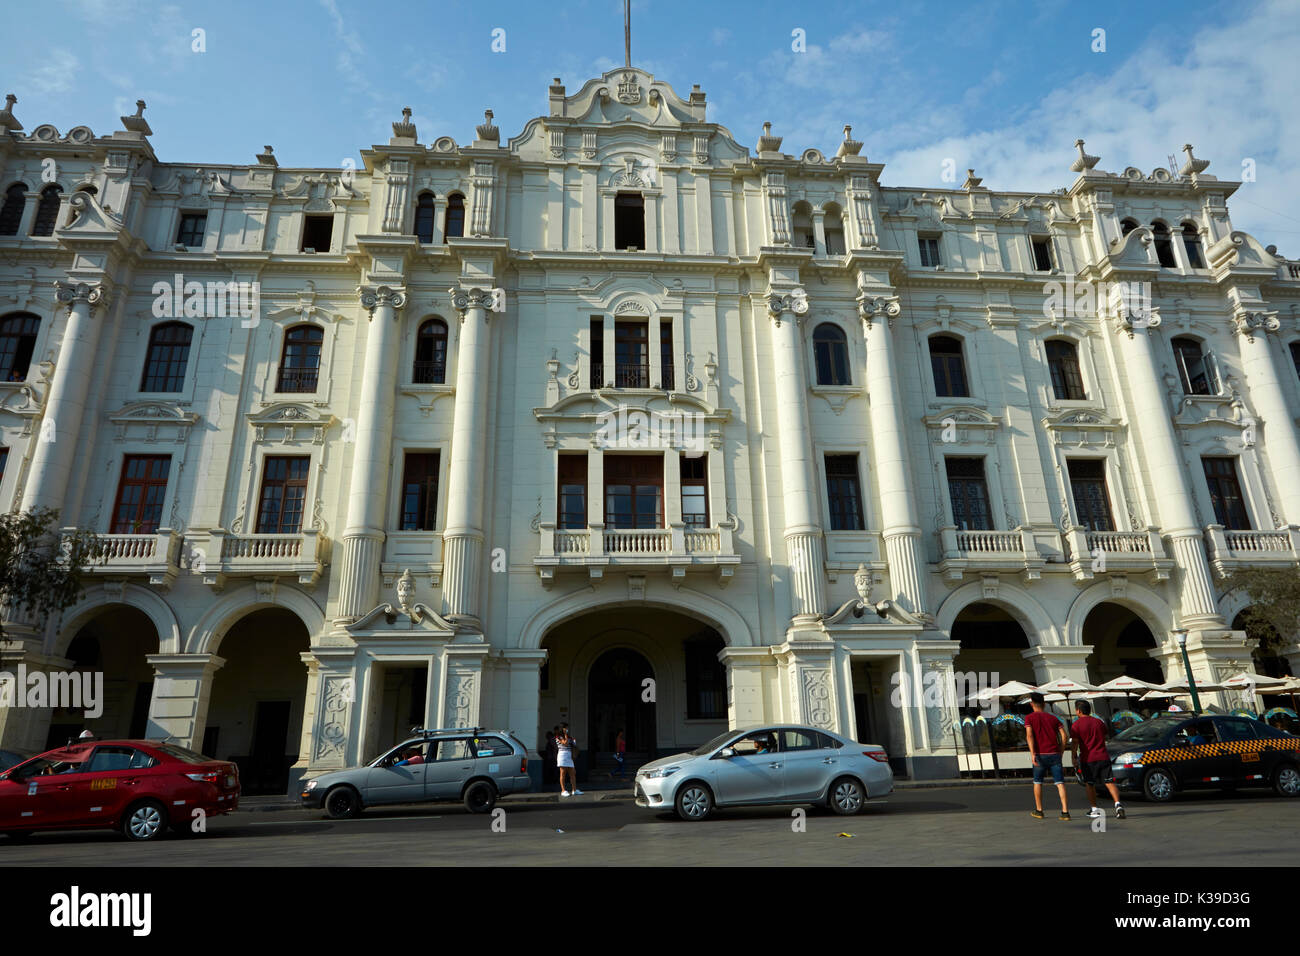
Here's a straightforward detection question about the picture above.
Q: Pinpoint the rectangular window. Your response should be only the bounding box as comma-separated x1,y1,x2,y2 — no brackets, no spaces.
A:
614,192,645,250
557,454,587,530
680,455,708,527
590,318,604,389
1046,341,1086,401
111,455,171,534
824,226,846,256
399,452,439,531
825,454,865,531
946,457,992,531
0,447,7,484
684,635,726,719
660,322,674,390
1067,459,1115,532
1031,237,1053,271
301,215,334,253
176,212,207,247
1202,457,1251,530
918,234,942,267
604,454,663,529
256,456,310,533
614,320,649,388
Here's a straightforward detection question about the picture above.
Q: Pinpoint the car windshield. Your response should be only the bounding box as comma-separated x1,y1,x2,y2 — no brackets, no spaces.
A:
690,730,744,756
1113,717,1184,744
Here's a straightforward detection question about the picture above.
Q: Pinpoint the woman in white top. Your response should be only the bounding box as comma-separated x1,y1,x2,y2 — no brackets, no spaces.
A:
556,727,582,796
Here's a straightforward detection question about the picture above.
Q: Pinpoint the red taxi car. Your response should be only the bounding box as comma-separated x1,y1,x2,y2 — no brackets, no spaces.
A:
0,738,239,842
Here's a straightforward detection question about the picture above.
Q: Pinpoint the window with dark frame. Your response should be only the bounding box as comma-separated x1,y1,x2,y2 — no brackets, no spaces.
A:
31,184,62,236
1172,337,1217,395
0,183,28,236
660,322,674,390
1291,342,1300,382
825,454,865,531
918,233,942,267
590,318,605,388
111,455,171,534
1151,222,1176,268
0,447,9,484
140,322,193,392
1031,237,1054,271
399,452,440,531
684,630,726,719
1202,457,1251,530
603,454,663,529
1120,218,1139,236
680,455,708,528
300,214,333,252
614,320,649,388
614,192,645,250
277,325,323,392
1046,339,1085,400
176,212,207,247
557,453,588,529
256,456,310,534
1181,222,1204,268
824,219,846,256
813,323,850,386
929,335,969,397
0,313,40,382
1067,459,1115,532
414,192,435,243
444,194,465,239
946,457,992,531
414,318,448,384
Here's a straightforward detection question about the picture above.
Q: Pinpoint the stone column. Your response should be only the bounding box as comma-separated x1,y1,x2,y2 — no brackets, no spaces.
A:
767,290,826,621
438,644,491,727
0,648,72,750
1232,310,1300,524
859,293,928,618
20,280,111,512
1113,311,1221,625
908,641,962,780
334,285,406,623
773,640,839,731
145,653,225,748
442,286,500,624
304,649,359,770
720,647,770,726
1021,646,1095,686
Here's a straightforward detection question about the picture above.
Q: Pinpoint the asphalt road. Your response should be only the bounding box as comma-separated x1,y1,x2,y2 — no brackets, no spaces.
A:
3,784,1297,866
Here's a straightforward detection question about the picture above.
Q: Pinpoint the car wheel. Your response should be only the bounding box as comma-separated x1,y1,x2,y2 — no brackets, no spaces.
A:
674,782,713,821
464,780,497,814
1274,764,1300,798
324,785,362,819
122,800,168,842
829,776,866,815
1143,768,1175,803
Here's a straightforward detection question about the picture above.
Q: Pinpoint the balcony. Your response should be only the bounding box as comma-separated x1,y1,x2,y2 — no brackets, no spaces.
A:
936,526,1045,582
65,527,182,589
191,528,330,589
535,522,740,587
1063,527,1173,581
275,367,319,393
1205,525,1300,575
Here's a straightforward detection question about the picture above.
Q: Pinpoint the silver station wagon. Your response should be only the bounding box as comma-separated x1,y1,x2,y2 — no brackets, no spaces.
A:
635,724,894,821
301,728,531,817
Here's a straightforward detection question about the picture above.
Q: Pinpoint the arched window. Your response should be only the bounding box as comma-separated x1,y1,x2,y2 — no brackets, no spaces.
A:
1151,221,1176,268
1172,337,1217,395
823,203,846,256
0,313,40,382
790,201,814,249
277,325,323,392
444,193,465,239
812,323,850,386
929,335,969,397
1181,221,1204,269
414,318,448,383
0,183,28,235
1120,218,1139,236
31,184,63,236
414,191,435,243
1046,339,1085,400
140,322,193,392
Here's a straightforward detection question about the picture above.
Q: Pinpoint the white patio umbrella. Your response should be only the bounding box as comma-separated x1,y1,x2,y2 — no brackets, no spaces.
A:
971,680,1038,703
1221,671,1291,713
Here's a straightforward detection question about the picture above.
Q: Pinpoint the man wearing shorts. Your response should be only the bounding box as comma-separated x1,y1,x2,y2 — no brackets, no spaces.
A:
1024,691,1069,821
1072,699,1125,819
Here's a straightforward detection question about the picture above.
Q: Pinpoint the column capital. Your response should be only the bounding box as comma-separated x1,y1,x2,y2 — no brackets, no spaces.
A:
356,284,406,316
53,279,110,316
766,288,808,325
1229,307,1280,341
449,285,501,319
856,291,900,328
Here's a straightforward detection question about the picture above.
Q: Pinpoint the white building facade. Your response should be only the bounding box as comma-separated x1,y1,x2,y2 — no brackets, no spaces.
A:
0,72,1298,789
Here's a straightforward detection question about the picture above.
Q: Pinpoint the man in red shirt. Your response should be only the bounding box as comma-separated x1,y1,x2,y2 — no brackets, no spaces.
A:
1071,700,1125,819
1024,691,1069,821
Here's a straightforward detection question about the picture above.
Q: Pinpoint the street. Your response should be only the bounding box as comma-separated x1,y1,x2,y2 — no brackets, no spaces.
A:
3,783,1296,867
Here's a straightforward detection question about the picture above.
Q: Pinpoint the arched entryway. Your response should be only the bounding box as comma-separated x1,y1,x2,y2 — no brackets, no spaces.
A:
1084,603,1165,686
203,608,311,794
587,647,656,761
950,602,1035,685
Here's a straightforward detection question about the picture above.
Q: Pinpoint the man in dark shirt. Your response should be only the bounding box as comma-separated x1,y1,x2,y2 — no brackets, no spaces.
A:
1072,700,1125,819
1024,691,1069,821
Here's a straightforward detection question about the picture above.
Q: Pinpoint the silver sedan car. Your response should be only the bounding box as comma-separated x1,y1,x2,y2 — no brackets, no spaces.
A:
635,724,893,821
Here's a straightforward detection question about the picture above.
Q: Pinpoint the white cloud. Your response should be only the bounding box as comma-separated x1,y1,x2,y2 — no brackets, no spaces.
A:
28,50,79,95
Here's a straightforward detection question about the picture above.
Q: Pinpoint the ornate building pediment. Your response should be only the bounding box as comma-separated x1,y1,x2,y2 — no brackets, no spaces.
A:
247,403,336,445
109,402,200,443
1040,409,1123,446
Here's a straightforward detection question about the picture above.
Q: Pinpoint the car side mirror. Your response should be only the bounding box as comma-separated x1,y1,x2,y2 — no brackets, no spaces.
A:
715,748,736,759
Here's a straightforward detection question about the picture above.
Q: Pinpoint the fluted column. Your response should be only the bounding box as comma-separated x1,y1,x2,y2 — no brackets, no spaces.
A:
334,284,406,622
858,292,928,618
21,280,111,512
442,286,499,625
767,289,826,621
1232,310,1300,524
1114,310,1220,624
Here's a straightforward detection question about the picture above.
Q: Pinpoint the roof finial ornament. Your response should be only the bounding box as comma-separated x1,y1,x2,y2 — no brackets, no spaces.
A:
120,98,152,136
475,108,500,144
1179,143,1210,178
0,93,20,133
757,121,783,154
1070,138,1099,173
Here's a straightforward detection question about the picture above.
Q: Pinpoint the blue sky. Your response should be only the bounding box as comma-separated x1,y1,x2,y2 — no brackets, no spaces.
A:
7,0,1300,246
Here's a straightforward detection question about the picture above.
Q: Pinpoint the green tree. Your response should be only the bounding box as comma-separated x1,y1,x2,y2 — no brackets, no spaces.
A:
1219,567,1300,663
0,508,106,638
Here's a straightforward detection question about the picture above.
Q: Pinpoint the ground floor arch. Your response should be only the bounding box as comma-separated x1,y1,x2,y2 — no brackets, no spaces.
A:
1083,602,1165,686
949,600,1036,687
